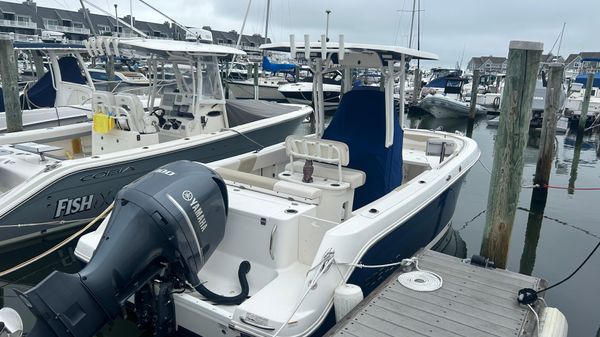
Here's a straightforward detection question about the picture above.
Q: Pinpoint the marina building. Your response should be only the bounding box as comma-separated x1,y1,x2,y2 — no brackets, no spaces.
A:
0,0,267,54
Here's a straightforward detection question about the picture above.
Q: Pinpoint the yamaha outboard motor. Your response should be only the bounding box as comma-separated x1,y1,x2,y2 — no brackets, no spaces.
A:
16,160,228,337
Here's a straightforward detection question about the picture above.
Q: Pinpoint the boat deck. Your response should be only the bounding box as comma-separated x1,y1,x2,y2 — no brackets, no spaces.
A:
324,250,546,337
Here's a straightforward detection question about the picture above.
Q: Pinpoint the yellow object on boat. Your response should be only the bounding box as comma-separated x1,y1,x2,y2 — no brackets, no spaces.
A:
93,113,115,134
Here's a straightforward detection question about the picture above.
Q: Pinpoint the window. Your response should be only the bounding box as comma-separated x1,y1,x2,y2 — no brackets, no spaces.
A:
73,22,84,28
44,18,59,27
16,15,30,23
97,25,110,33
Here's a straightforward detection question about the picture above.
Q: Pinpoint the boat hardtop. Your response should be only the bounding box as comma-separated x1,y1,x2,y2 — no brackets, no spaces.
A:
85,37,246,58
261,41,439,61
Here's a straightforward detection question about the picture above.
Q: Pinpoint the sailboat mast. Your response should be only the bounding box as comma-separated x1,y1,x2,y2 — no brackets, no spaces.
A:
130,0,133,30
417,0,421,68
78,0,97,36
408,0,416,48
264,0,271,45
557,22,566,58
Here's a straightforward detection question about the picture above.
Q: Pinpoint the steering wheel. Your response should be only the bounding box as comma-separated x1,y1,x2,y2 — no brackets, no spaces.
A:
151,108,167,127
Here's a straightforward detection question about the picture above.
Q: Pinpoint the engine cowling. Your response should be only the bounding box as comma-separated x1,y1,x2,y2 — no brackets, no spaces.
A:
17,160,228,337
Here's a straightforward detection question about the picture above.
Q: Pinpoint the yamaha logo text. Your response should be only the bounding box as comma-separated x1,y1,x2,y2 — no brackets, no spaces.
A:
182,190,208,232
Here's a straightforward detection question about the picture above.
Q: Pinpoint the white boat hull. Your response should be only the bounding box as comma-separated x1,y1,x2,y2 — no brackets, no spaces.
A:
419,95,487,118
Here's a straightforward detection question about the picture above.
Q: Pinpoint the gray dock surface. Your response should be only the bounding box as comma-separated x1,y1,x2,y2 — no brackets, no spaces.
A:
325,250,546,337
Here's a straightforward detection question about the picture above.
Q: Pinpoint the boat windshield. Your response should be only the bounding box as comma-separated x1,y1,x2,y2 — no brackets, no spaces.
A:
197,56,224,101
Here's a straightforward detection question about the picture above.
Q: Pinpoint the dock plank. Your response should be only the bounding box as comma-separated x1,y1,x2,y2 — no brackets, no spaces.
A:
324,250,543,337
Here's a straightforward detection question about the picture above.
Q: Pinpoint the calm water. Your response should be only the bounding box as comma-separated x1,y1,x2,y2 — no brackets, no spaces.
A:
1,113,599,336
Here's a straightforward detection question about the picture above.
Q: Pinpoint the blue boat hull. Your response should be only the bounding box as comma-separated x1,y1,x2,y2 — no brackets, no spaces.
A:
311,175,465,337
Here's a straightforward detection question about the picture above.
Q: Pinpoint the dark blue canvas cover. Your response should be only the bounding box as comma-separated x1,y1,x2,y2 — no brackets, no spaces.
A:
0,87,4,112
262,56,295,74
21,56,86,109
323,89,403,209
575,73,600,88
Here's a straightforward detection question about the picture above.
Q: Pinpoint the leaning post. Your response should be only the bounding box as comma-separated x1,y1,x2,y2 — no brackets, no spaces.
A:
480,41,543,269
533,63,564,191
578,72,594,133
0,37,23,132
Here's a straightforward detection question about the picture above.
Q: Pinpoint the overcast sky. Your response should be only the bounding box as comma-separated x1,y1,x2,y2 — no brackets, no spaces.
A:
15,0,600,68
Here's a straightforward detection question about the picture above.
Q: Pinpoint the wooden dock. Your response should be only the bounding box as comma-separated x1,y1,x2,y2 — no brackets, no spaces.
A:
325,250,547,337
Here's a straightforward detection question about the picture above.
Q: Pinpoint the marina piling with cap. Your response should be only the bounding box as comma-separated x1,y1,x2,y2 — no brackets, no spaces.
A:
480,40,543,269
466,69,480,138
412,68,421,105
534,63,564,191
468,69,480,120
253,62,259,100
578,72,594,134
0,37,23,132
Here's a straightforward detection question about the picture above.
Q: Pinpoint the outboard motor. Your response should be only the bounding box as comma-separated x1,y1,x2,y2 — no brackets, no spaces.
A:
16,160,228,337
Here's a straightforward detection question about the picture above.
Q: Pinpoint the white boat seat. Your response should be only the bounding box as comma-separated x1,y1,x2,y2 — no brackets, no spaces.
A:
284,161,365,189
279,137,365,222
92,91,116,115
115,93,158,134
215,167,321,202
284,136,349,183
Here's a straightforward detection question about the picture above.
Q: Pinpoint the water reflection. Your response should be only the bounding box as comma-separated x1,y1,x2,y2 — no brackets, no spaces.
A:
432,227,467,259
568,133,584,194
519,189,547,276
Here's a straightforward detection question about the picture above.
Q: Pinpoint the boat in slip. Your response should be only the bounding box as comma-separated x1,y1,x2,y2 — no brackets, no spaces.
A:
5,38,480,337
226,56,296,102
1,42,96,130
277,70,342,113
418,69,488,118
0,37,311,247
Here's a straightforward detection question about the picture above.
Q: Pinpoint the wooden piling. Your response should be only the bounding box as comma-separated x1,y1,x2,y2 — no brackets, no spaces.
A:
578,72,594,133
253,63,259,100
106,55,116,92
480,40,543,269
596,132,600,157
32,51,45,81
468,69,480,119
534,63,564,188
0,37,23,132
412,69,421,105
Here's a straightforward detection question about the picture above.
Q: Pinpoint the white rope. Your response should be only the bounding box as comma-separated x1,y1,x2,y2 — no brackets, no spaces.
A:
0,203,113,278
478,158,492,175
397,270,443,292
527,303,540,337
0,217,97,228
478,159,542,189
272,249,337,337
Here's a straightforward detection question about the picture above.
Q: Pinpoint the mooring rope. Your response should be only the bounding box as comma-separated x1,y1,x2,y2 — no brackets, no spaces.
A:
0,203,113,278
478,159,600,191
